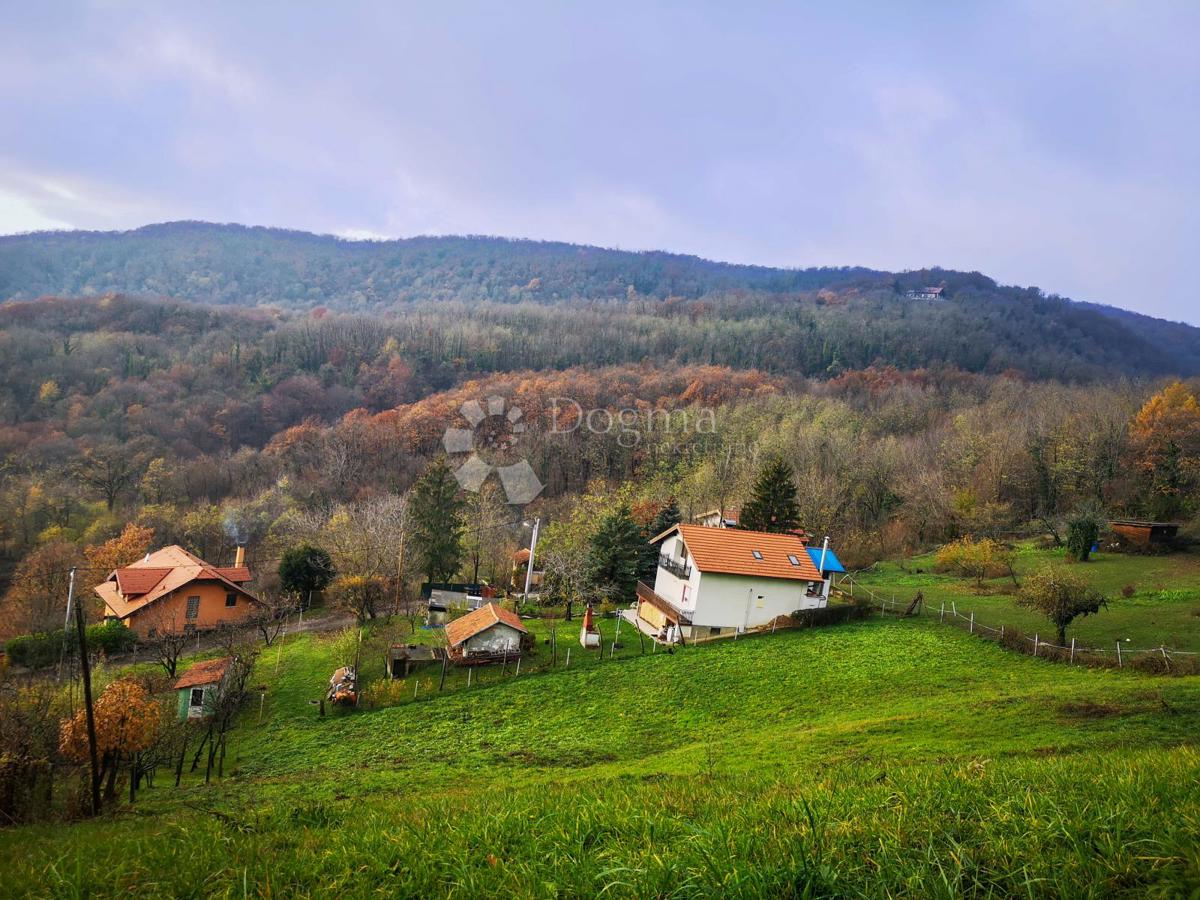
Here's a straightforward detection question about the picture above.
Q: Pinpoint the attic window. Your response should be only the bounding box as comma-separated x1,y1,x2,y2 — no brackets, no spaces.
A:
788,554,801,566
751,550,763,560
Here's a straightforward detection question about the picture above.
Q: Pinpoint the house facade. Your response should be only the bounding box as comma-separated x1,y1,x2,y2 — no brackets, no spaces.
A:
638,524,830,641
94,545,260,638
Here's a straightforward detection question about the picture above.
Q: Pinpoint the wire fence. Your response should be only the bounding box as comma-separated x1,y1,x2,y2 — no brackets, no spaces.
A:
837,573,1198,674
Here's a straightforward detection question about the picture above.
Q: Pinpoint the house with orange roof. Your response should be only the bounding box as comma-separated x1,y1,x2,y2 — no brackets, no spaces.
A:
94,545,260,638
637,524,831,642
445,601,529,662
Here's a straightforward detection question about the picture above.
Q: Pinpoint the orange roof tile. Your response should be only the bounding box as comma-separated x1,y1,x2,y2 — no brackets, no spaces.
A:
173,656,233,689
657,524,823,581
445,602,528,648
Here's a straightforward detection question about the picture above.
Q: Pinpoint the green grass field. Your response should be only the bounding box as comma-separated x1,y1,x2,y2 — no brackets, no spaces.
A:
854,544,1200,651
2,613,1199,897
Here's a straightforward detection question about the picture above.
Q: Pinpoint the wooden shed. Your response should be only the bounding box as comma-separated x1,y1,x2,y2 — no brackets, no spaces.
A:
1109,519,1180,547
173,656,232,720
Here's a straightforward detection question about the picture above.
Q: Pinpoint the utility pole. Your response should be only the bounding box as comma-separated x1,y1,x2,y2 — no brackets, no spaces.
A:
57,567,77,681
71,567,100,815
523,517,542,598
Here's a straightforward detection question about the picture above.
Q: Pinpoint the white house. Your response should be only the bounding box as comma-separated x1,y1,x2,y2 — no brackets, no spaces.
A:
637,524,831,642
445,601,528,661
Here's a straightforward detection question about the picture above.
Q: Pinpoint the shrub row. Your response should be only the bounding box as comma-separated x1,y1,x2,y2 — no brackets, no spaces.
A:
4,621,137,669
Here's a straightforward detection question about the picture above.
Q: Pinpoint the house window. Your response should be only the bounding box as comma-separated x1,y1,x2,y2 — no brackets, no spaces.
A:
189,687,205,708
186,595,200,619
788,554,801,566
681,584,690,605
710,627,722,636
146,627,157,639
751,550,763,560
225,593,237,608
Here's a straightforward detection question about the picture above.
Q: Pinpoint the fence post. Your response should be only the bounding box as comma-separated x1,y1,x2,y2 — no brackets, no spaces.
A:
1070,637,1075,664
1033,634,1039,657
1161,646,1170,671
565,647,571,669
413,679,419,699
515,657,522,677
1116,641,1122,668
952,602,957,618
467,667,473,688
1000,624,1005,638
940,602,945,623
969,612,974,634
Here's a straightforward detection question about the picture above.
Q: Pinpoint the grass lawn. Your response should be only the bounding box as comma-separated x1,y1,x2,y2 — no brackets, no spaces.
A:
853,543,1200,651
1,615,1198,897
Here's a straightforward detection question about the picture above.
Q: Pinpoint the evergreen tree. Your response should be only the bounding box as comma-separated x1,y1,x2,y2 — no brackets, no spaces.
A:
739,455,801,533
411,456,467,584
639,498,681,584
588,503,645,602
278,544,335,609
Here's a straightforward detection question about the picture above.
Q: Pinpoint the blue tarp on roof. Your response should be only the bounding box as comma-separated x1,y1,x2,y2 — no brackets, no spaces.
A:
807,547,846,574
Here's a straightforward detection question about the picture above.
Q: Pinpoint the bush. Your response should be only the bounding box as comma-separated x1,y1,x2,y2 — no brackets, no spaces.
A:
1066,506,1102,562
935,537,1016,585
1122,584,1136,598
4,621,136,669
787,604,872,629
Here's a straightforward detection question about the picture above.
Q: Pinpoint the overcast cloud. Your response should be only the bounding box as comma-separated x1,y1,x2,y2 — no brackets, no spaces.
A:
1,1,1197,321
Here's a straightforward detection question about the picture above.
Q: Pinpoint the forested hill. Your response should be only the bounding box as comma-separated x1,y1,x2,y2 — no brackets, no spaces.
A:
0,221,883,305
2,220,1199,379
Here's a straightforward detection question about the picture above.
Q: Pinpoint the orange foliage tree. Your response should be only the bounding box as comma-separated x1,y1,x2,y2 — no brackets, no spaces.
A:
59,680,162,804
1130,382,1200,518
84,522,155,578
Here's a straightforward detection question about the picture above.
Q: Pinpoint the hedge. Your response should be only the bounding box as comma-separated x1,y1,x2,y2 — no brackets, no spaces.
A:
4,621,137,669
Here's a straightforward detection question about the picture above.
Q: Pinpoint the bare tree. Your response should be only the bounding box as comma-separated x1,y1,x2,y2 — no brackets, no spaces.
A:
144,610,190,678
247,590,292,646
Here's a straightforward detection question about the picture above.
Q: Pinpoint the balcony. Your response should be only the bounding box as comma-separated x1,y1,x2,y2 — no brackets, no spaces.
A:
657,553,692,580
636,582,692,625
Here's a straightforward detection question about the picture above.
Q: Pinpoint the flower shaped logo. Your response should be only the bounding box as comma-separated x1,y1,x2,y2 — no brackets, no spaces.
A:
442,396,544,504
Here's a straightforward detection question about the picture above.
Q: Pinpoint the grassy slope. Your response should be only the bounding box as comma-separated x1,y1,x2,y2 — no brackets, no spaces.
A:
855,544,1200,650
2,617,1199,897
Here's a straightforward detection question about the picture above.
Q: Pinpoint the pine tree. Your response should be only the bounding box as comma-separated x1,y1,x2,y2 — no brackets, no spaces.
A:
410,456,467,584
588,503,645,602
639,498,681,583
739,455,801,533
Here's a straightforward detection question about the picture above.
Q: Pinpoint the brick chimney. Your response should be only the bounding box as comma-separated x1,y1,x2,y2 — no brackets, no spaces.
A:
234,545,245,568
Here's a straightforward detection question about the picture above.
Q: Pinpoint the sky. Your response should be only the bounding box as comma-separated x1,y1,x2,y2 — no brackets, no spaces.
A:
1,1,1198,322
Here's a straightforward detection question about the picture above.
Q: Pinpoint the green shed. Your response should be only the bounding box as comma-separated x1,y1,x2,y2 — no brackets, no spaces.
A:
173,657,232,720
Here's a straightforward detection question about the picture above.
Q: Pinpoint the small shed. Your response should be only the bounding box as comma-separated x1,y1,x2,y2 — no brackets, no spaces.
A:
445,602,529,663
386,644,441,679
173,656,232,719
1109,519,1180,547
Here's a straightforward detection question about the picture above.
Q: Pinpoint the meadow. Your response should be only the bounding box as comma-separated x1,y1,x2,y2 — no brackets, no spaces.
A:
1,613,1198,897
853,543,1200,652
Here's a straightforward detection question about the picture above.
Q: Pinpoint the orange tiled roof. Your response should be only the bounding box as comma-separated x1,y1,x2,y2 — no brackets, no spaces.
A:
95,545,258,621
114,567,173,596
173,656,233,689
656,524,823,581
445,602,528,648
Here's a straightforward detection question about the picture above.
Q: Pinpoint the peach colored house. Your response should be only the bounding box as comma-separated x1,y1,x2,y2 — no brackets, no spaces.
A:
94,545,260,638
